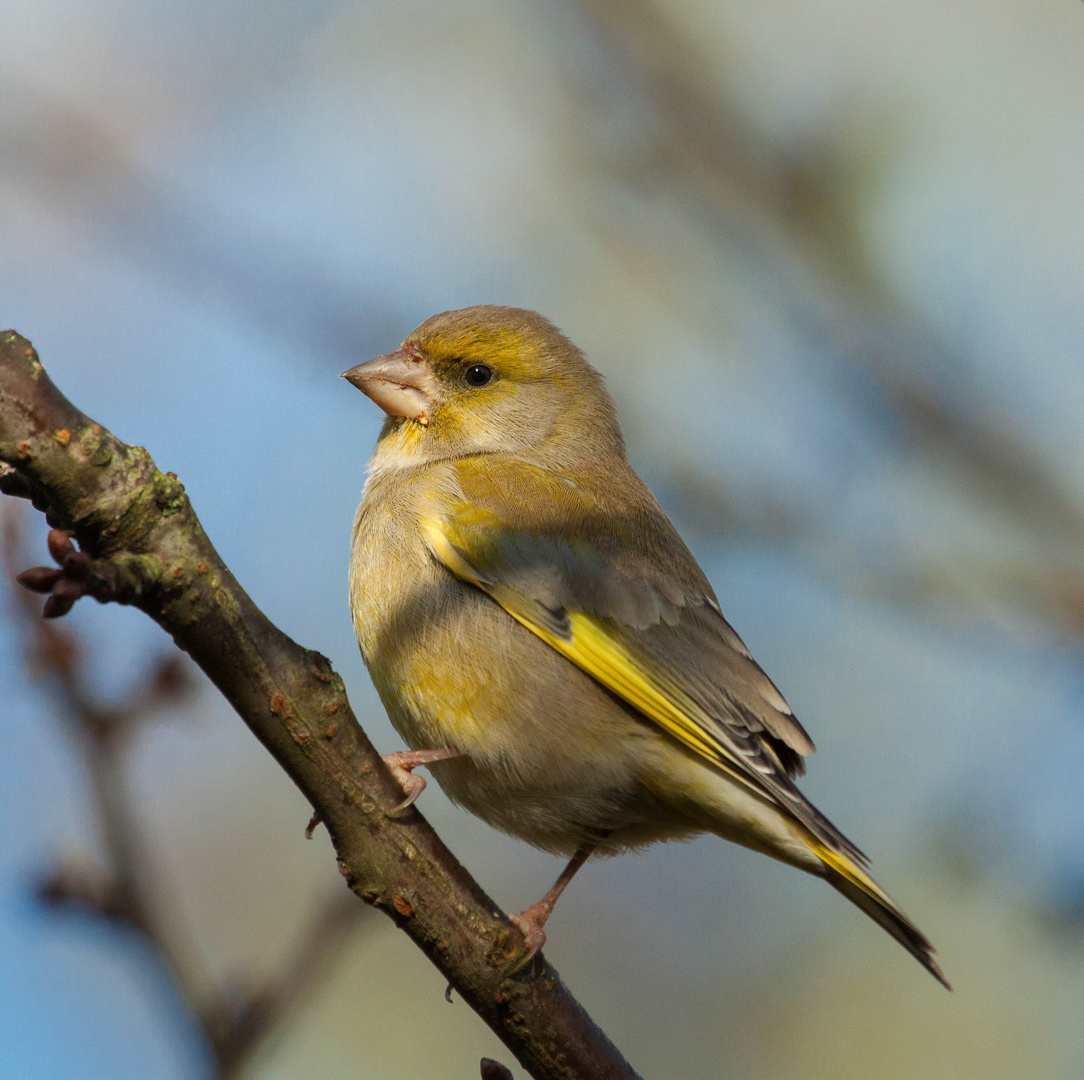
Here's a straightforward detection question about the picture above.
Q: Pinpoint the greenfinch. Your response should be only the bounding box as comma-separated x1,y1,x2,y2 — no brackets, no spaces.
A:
344,305,946,987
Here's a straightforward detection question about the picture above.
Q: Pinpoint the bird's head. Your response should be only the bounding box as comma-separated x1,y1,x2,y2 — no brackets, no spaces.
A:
343,306,624,468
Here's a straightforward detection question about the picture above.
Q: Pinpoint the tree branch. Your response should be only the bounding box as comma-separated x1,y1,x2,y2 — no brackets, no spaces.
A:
0,330,640,1080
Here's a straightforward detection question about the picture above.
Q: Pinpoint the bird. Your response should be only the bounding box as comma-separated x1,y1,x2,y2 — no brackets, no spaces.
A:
343,304,947,987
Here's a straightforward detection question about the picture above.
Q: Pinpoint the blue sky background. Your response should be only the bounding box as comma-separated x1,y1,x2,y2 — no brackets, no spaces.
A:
2,1,1084,1077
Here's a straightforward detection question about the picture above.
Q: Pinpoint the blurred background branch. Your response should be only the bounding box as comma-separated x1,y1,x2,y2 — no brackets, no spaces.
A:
2,505,369,1080
565,0,1084,636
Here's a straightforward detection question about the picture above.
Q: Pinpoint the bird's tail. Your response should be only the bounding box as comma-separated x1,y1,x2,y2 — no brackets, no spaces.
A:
808,838,951,990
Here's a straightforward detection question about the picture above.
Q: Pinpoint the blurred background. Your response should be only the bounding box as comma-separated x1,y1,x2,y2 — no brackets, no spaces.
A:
1,0,1083,1076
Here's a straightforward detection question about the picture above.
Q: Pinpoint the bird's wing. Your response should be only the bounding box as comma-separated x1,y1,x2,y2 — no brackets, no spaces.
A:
421,458,864,863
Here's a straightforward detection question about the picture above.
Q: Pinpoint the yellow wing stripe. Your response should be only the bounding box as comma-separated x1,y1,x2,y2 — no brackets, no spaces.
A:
423,516,764,798
809,838,893,905
504,602,767,800
423,516,487,582
563,611,723,762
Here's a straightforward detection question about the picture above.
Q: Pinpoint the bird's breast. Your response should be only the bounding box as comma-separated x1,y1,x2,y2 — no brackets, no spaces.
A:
347,470,716,853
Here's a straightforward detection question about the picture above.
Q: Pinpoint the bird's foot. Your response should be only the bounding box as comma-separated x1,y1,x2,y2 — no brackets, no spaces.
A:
382,747,460,816
502,842,597,972
507,903,549,971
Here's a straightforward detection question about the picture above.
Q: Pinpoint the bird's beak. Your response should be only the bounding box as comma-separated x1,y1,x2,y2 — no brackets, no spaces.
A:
341,346,435,426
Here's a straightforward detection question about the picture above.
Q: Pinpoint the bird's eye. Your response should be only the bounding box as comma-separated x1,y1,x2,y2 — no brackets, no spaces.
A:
464,363,494,387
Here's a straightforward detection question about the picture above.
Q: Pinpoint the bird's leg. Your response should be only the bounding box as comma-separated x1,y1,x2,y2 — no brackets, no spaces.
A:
382,747,461,816
509,842,595,966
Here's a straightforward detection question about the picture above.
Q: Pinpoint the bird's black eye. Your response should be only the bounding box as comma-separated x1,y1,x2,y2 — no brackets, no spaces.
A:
464,363,494,387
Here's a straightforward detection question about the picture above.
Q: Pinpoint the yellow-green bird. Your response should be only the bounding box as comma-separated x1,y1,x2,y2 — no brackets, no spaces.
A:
344,305,947,987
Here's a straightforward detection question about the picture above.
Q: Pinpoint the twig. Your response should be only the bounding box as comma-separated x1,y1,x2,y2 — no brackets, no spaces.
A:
567,0,1084,621
3,508,203,986
211,892,366,1079
0,331,641,1079
3,506,371,1078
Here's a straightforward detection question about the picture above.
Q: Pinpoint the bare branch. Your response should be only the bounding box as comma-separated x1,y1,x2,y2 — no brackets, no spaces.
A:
569,0,1084,625
210,893,367,1078
0,331,641,1080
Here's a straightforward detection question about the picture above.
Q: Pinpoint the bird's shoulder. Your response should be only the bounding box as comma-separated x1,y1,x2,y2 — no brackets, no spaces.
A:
439,453,715,601
424,454,817,773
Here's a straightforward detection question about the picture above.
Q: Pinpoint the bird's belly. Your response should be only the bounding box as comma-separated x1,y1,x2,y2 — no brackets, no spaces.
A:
352,548,695,853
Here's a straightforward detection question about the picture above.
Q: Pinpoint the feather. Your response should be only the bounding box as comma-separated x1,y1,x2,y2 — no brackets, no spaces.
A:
421,457,868,863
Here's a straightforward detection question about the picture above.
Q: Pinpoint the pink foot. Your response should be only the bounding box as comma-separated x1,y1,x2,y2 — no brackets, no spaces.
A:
508,904,549,969
382,748,460,816
503,842,597,971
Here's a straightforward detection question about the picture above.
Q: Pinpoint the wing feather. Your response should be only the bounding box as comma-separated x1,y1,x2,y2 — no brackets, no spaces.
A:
421,466,866,863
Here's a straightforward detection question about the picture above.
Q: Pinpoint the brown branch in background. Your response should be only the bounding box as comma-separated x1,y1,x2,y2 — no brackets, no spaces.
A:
567,0,1084,628
210,892,365,1080
2,506,370,1080
0,332,641,1080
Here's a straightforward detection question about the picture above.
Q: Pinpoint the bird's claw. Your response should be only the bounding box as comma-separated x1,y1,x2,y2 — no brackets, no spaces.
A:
381,748,460,818
506,909,547,973
385,770,427,817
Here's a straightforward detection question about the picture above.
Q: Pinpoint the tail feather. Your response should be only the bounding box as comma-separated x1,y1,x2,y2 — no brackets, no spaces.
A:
810,840,951,990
